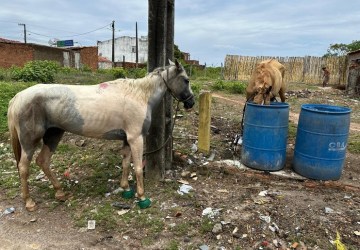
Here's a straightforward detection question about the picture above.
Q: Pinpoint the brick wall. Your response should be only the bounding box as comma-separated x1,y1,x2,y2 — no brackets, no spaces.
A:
73,47,98,71
0,42,99,70
0,43,34,68
33,45,68,65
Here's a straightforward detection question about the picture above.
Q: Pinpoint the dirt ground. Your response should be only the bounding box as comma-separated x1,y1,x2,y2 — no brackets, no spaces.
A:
0,84,359,250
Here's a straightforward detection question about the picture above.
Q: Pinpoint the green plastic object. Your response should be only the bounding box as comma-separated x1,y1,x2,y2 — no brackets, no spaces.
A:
122,189,135,199
137,198,151,209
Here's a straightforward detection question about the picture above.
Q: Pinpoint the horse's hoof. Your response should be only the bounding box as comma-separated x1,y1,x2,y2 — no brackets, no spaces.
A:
55,190,67,201
137,198,151,209
122,189,135,199
26,199,38,212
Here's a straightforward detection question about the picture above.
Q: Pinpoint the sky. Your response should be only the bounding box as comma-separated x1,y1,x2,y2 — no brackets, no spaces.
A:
1,0,359,66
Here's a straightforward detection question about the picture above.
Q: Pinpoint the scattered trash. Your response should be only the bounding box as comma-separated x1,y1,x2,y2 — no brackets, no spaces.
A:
35,172,46,181
187,158,193,165
111,202,131,209
2,207,15,215
199,244,209,250
64,169,71,178
207,151,215,161
212,223,222,234
191,142,198,153
30,218,37,223
233,134,242,145
202,207,221,219
177,184,193,195
105,192,111,197
354,231,360,236
177,179,190,185
332,231,347,250
221,220,230,225
325,207,335,214
112,187,124,194
291,242,299,248
123,236,129,240
344,194,352,199
273,239,279,247
190,172,197,178
181,171,191,177
269,222,279,232
117,210,130,216
259,215,271,223
258,190,268,197
87,220,96,230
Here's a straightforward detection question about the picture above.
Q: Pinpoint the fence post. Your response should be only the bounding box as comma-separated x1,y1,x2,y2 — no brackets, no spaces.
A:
198,91,212,154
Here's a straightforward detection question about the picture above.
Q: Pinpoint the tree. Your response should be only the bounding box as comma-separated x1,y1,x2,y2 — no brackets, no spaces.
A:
174,44,184,61
324,40,360,57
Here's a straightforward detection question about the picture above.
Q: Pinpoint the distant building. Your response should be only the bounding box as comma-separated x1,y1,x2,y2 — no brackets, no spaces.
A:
98,36,148,64
0,37,98,70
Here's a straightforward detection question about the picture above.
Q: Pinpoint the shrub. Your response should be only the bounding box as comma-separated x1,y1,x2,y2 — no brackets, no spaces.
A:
126,68,147,79
211,80,246,94
11,60,60,83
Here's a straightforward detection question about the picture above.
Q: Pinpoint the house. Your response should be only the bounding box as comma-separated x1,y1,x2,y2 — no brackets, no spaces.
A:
0,37,98,70
347,49,360,95
97,36,148,64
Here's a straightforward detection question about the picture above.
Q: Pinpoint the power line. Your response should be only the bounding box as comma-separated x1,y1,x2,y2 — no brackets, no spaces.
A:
62,23,112,37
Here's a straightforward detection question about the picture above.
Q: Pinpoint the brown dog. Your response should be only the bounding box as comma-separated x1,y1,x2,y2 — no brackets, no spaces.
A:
246,59,286,105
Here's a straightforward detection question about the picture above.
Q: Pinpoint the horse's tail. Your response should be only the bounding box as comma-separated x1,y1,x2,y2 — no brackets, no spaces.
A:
8,107,21,170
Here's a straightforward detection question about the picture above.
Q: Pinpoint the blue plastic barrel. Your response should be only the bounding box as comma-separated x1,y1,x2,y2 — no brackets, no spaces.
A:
241,102,289,171
293,104,351,180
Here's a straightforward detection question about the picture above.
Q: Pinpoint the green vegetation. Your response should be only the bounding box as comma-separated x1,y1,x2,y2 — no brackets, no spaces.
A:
211,79,247,94
348,134,360,154
11,60,60,83
324,40,360,57
0,81,35,136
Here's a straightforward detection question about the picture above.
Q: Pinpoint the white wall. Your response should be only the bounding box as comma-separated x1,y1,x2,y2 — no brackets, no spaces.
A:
98,36,148,63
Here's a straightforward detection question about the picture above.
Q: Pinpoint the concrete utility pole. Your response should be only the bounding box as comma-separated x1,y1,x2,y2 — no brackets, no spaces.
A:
135,22,139,68
111,20,115,67
18,23,26,43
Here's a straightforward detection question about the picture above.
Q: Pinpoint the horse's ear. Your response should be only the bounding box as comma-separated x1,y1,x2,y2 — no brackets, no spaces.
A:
174,59,183,71
168,59,175,66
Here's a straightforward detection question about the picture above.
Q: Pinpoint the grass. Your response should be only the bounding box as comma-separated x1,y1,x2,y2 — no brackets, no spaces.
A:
1,67,360,249
348,133,360,153
0,81,35,137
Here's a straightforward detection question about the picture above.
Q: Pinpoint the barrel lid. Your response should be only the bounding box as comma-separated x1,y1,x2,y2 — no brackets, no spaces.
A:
301,104,351,114
247,101,289,108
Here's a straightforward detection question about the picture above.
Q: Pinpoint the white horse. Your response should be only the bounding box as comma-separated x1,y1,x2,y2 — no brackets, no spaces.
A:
7,59,194,211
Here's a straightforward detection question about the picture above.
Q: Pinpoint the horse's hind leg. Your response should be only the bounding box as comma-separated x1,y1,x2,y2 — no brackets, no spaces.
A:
18,150,37,211
36,128,66,201
120,141,132,191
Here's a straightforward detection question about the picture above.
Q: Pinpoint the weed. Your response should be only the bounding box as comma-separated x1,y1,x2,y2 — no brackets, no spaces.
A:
200,218,214,234
165,240,180,250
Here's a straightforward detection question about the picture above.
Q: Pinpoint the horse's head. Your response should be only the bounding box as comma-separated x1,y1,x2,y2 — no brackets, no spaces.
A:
163,59,195,110
252,68,273,105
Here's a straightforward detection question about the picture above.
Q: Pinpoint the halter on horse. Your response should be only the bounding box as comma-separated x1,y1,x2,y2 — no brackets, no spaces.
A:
7,59,194,211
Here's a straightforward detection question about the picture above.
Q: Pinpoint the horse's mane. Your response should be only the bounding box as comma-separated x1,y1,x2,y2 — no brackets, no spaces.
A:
108,65,175,102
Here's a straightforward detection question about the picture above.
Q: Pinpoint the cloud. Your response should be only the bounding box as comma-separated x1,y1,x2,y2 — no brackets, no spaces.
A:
1,0,360,65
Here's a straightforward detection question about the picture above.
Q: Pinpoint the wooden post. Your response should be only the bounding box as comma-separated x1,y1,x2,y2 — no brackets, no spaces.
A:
198,91,212,154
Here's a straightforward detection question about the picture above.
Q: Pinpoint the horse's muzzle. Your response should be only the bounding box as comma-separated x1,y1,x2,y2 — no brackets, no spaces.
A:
183,96,195,110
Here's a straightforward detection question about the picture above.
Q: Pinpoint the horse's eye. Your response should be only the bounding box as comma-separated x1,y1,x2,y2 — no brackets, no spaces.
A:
184,79,190,85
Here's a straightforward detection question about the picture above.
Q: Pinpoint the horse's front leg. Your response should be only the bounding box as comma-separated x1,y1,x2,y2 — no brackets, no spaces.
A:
129,136,151,209
119,144,133,198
